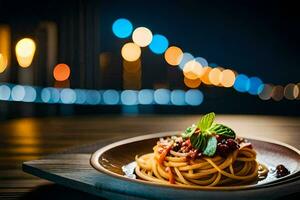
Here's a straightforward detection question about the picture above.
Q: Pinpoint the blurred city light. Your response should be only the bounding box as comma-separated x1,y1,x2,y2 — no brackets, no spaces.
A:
103,89,120,105
154,89,170,105
220,69,235,88
121,42,141,62
0,84,10,100
284,83,299,100
85,90,101,105
121,90,138,105
195,57,208,67
179,53,194,70
138,89,154,105
74,89,87,104
132,27,153,47
0,25,11,72
248,77,264,95
15,38,36,68
171,90,185,105
234,74,250,92
23,86,37,102
60,88,76,104
11,85,25,101
184,77,201,88
272,85,284,101
183,59,203,80
0,53,8,73
208,68,222,86
164,46,183,66
41,88,51,103
149,34,169,54
53,63,71,81
185,89,203,106
112,18,133,38
258,84,273,100
200,67,212,85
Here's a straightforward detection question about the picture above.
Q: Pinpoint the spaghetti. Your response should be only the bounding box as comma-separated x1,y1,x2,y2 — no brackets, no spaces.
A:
134,113,268,188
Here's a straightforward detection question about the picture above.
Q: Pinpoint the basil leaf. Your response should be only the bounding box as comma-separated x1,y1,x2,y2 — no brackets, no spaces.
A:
203,136,217,157
182,125,197,139
197,112,215,131
200,136,207,152
209,123,236,138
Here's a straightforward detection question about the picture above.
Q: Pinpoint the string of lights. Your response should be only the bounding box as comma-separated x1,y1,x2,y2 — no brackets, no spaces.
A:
113,18,300,101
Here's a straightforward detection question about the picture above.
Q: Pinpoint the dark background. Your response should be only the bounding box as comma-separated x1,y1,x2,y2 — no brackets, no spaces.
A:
0,0,299,119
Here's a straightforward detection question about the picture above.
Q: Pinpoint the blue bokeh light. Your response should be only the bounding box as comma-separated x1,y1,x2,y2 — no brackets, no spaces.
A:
0,85,11,100
154,89,170,105
171,90,186,106
138,89,154,105
112,18,133,38
23,86,37,102
74,89,87,104
60,88,76,104
121,90,138,105
234,74,250,93
11,85,25,101
86,90,101,105
185,89,203,106
103,90,120,105
195,57,208,67
50,88,60,103
149,34,169,54
41,88,51,103
179,53,194,70
248,77,264,95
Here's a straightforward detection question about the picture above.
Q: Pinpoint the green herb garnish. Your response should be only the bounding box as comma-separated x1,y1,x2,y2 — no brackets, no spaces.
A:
181,112,236,157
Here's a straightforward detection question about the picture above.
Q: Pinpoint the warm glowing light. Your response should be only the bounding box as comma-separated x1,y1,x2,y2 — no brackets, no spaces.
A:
271,85,284,101
220,69,235,87
53,63,71,81
179,53,194,70
297,83,300,100
0,53,8,73
123,59,141,73
164,46,183,66
121,42,141,62
54,80,70,88
208,68,222,86
284,83,299,100
132,27,153,47
15,38,36,68
258,84,273,100
184,77,201,88
200,67,212,85
183,60,203,80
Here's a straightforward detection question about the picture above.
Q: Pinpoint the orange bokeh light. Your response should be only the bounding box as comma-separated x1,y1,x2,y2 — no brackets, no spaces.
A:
220,69,236,87
183,60,203,80
184,77,201,88
208,68,222,86
53,63,70,81
164,46,183,66
200,67,212,85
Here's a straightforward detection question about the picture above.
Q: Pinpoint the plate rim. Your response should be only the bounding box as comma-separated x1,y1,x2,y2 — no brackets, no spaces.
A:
90,131,300,191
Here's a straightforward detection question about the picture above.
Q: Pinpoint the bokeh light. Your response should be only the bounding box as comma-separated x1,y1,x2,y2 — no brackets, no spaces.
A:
195,57,208,67
179,53,194,70
154,89,170,105
297,83,300,100
208,68,222,86
121,42,141,62
0,53,8,73
138,89,154,105
103,90,120,105
284,83,299,100
258,84,273,100
171,90,185,105
121,90,138,105
23,86,37,102
123,59,141,73
11,85,25,101
220,69,236,88
248,77,264,95
41,88,51,103
112,18,133,38
184,77,201,88
60,88,76,104
200,67,212,85
86,90,101,105
185,89,203,106
164,46,183,66
183,60,203,80
0,84,10,100
271,85,284,101
53,63,71,81
149,34,169,54
15,38,36,68
74,89,87,104
234,74,250,92
132,27,153,47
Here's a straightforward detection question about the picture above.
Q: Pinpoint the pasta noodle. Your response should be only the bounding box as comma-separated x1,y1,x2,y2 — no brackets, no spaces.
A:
135,141,268,188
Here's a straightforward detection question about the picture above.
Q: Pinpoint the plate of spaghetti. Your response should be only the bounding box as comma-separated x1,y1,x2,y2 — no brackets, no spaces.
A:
90,113,300,196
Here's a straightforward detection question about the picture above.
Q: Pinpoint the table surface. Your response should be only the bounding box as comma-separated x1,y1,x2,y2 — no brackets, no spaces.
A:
0,115,300,199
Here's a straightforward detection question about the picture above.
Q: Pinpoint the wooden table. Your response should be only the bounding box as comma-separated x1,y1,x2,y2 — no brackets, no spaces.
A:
0,115,299,199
